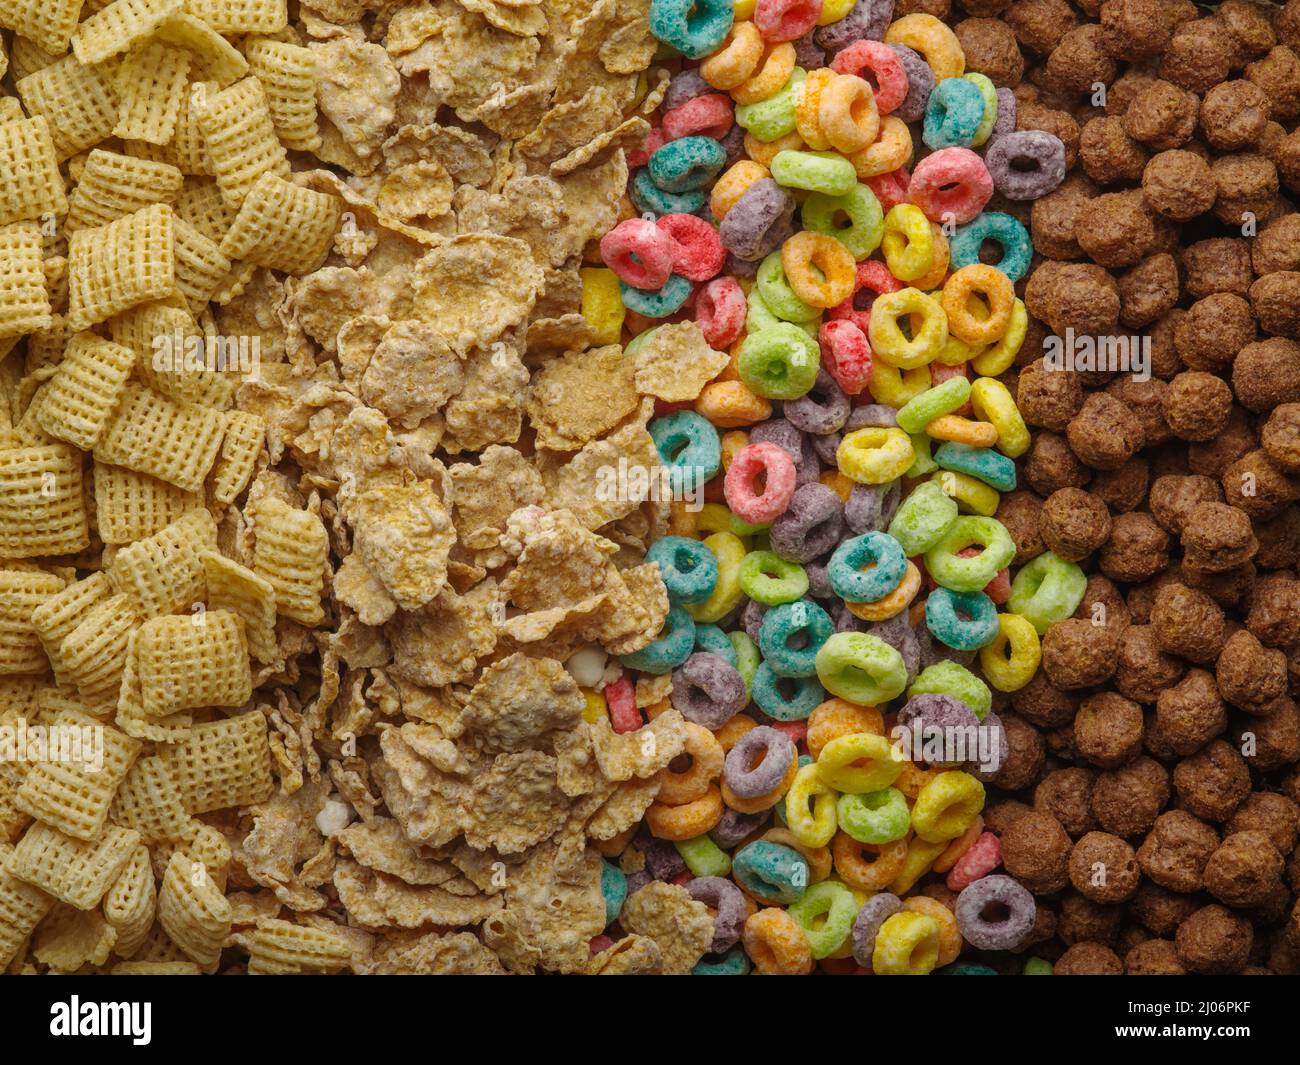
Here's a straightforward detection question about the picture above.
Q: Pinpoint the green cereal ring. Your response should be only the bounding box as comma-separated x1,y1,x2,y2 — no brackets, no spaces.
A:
887,481,958,556
965,73,998,147
815,631,908,705
675,834,733,877
757,251,821,323
905,432,939,477
837,787,911,844
1007,549,1088,634
908,660,992,720
735,69,807,143
737,322,821,399
896,375,972,434
770,149,858,197
747,285,819,337
924,516,1015,592
787,880,860,959
802,183,885,261
729,630,761,698
739,550,809,605
1023,957,1054,975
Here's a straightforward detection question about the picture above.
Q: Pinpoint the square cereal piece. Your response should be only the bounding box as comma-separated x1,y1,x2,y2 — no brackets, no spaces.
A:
66,149,183,233
0,444,87,560
243,36,318,152
93,382,224,493
93,461,197,545
172,216,230,314
30,332,136,450
108,753,193,845
113,40,191,145
249,496,327,625
0,116,68,226
157,849,229,968
200,551,276,664
209,410,263,508
114,627,192,741
156,710,273,814
0,221,52,338
16,54,119,160
219,172,339,275
125,80,213,175
72,0,183,66
170,178,235,243
102,841,154,957
60,593,136,708
6,821,140,909
67,203,175,329
184,0,286,34
194,76,289,209
30,572,113,685
0,852,54,969
8,35,61,84
106,507,216,618
247,919,352,975
135,610,251,718
0,568,65,675
0,0,84,55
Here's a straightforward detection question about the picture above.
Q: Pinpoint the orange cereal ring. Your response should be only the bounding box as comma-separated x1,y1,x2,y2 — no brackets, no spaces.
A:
720,430,751,471
668,500,699,537
941,263,1014,345
794,67,837,150
656,722,725,805
701,21,766,90
924,414,999,447
910,223,950,291
805,698,884,757
931,814,985,874
902,895,962,966
761,826,833,882
743,908,814,974
711,159,769,219
696,379,773,427
722,754,797,812
715,712,758,752
832,832,910,892
820,469,856,501
819,73,880,155
645,784,724,839
845,559,922,620
894,758,939,799
781,231,856,308
848,115,912,178
732,42,796,105
745,128,805,168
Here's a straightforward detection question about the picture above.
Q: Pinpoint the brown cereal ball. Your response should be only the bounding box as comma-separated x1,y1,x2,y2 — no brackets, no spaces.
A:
1200,80,1270,151
1149,474,1224,534
1045,722,1079,761
1117,624,1186,704
954,17,1025,86
1249,272,1300,338
1073,573,1130,630
1001,810,1073,893
960,0,1012,15
1070,831,1141,902
1125,938,1187,974
1030,173,1094,260
1066,393,1144,471
1260,118,1289,163
1080,116,1147,185
1218,630,1291,712
1251,215,1300,275
1176,904,1253,973
1099,511,1171,583
1181,238,1254,298
1106,376,1171,449
1042,617,1120,689
1155,668,1227,754
1230,793,1300,856
1205,831,1286,907
1181,501,1259,573
1246,45,1300,120
1054,941,1124,974
1040,487,1112,561
1035,767,1097,835
1094,756,1170,837
1280,0,1300,51
1261,405,1300,473
1043,263,1122,336
1117,253,1179,329
1091,458,1150,514
1127,568,1184,625
1151,583,1227,662
1248,880,1294,927
1121,79,1199,150
1218,0,1278,65
1189,406,1258,479
1128,880,1201,935
1238,697,1300,771
1211,152,1280,225
1016,357,1083,430
1005,0,1079,54
1254,506,1300,568
1233,339,1300,412
1026,431,1092,494
1247,575,1300,648
1074,192,1154,269
1161,19,1234,93
1059,891,1124,944
1012,668,1080,728
984,798,1034,836
1147,309,1185,380
1162,372,1233,442
1174,740,1252,822
1076,691,1146,768
1137,809,1220,891
990,713,1047,791
1222,449,1300,520
1271,128,1300,192
1173,293,1256,371
1182,561,1258,612
1099,0,1173,61
996,490,1047,564
1046,25,1117,94
894,0,950,15
1106,69,1160,116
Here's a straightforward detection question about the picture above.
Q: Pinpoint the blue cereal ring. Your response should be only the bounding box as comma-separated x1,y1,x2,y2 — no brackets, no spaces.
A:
752,661,825,720
650,410,722,497
694,946,753,975
925,587,1000,651
620,605,697,673
758,599,835,678
621,273,694,318
828,532,908,603
649,135,728,192
646,535,719,604
649,0,734,59
950,212,1032,283
630,167,707,216
600,861,628,925
923,77,986,149
732,840,809,904
934,441,1018,492
695,622,739,664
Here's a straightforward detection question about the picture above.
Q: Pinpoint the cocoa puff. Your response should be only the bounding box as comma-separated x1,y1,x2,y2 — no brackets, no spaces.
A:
1181,502,1258,574
1211,152,1280,225
1162,372,1234,442
1026,431,1093,494
1222,449,1300,520
1247,574,1300,648
1014,901,1061,953
1137,809,1220,891
1175,904,1253,973
1076,691,1146,768
1149,474,1224,534
1067,393,1145,470
1251,215,1300,275
1040,487,1112,561
984,798,1034,836
1121,79,1199,150
1127,568,1184,624
1059,891,1124,944
1099,511,1171,583
1047,24,1117,94
1189,406,1258,478
1245,45,1300,120
1218,630,1290,714
1106,376,1172,448
1174,739,1252,822
1239,698,1300,771
1117,624,1186,703
1147,309,1186,379
1031,173,1095,260
1181,238,1254,298
1254,506,1300,568
1117,253,1180,329
1099,0,1173,61
1128,880,1200,934
1161,19,1233,94
1091,457,1150,513
1280,0,1300,51
1249,272,1300,338
1039,262,1122,336
1151,583,1227,662
1042,617,1121,689
1182,561,1258,611
1054,941,1124,973
1125,937,1187,973
1016,357,1083,430
1270,128,1300,190
1045,723,1079,760
1204,830,1286,907
996,490,1048,566
1217,0,1278,65
1012,668,1080,728
1233,340,1300,413
990,712,1048,791
1105,69,1160,116
1231,793,1300,856
1001,810,1073,893
1073,573,1131,630
1155,668,1228,755
1074,191,1155,268
1080,116,1148,184
1094,757,1171,838
1005,0,1079,53
1200,80,1270,151
1173,293,1256,371
1036,767,1098,835
1070,831,1142,902
894,0,951,15
1261,405,1300,473
1017,102,1082,168
954,17,1026,86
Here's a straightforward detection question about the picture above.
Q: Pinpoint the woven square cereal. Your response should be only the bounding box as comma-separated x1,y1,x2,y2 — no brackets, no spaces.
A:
0,116,68,227
72,0,183,65
30,333,136,450
113,40,191,145
157,849,229,968
170,178,235,244
0,444,87,560
65,149,183,233
8,35,61,84
0,222,52,339
0,568,65,676
172,216,230,314
248,919,352,975
0,0,84,55
67,203,175,330
0,849,54,969
93,382,224,493
115,628,192,741
107,299,203,403
60,592,136,708
0,99,25,125
243,36,319,152
30,572,113,685
108,754,193,845
155,14,247,86
8,821,139,909
126,80,213,175
94,462,197,545
250,496,327,625
200,551,275,664
219,172,339,275
17,54,119,160
156,709,272,814
102,841,154,958
136,609,251,718
107,507,216,618
195,76,289,209
15,709,140,840
186,0,286,34
210,410,263,507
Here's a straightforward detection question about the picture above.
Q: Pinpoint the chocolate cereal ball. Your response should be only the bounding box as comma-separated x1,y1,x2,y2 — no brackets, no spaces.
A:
1099,512,1171,583
1106,376,1172,449
985,798,1034,836
1249,271,1300,338
1233,339,1300,412
1205,830,1285,907
1261,407,1300,478
1047,25,1117,94
1149,474,1224,534
1099,0,1173,61
1151,583,1227,662
1076,691,1146,768
1026,431,1092,494
1221,449,1299,520
1073,573,1130,630
1094,756,1170,837
1181,237,1254,298
1117,624,1186,703
1228,792,1300,855
1125,938,1187,974
1211,152,1280,225
991,713,1048,791
1200,80,1270,151
1042,617,1121,689
1005,0,1079,54
1128,881,1200,935
1121,79,1198,150
1067,393,1144,471
1091,457,1150,513
1163,372,1233,442
1016,358,1083,430
1174,740,1253,822
1074,192,1154,268
1054,941,1124,973
1251,215,1300,274
1176,904,1253,973
1070,831,1141,902
1141,149,1216,220
1137,809,1220,891
1012,668,1080,728
1035,767,1097,835
1040,487,1112,561
996,490,1047,564
1080,116,1148,185
1238,697,1300,771
1031,173,1095,260
1039,263,1122,336
1254,506,1300,568
1189,406,1258,479
1173,293,1256,371
1155,668,1227,755
1161,19,1233,94
1246,575,1300,648
1217,0,1278,65
1219,630,1290,716
1246,45,1300,120
1058,891,1123,945
1001,810,1073,893
955,18,1026,86
1181,501,1259,573
1117,253,1179,329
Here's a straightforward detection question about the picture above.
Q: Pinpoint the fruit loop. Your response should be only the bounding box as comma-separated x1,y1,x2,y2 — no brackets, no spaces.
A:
908,147,992,224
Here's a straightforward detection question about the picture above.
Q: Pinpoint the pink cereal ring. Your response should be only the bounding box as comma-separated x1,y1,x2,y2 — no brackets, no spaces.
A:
627,126,667,169
864,167,912,214
697,276,748,347
601,218,682,289
819,319,873,395
908,147,994,225
657,212,726,281
725,441,797,523
984,567,1011,604
828,260,903,334
772,720,808,751
754,0,823,42
946,831,1002,891
605,673,643,734
831,41,909,115
662,93,735,141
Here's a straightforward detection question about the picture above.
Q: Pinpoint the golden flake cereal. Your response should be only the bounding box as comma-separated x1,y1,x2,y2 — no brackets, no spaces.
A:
0,222,52,339
93,383,225,493
102,842,155,958
66,150,183,233
33,905,119,971
247,918,352,975
8,821,140,909
172,216,231,313
0,846,54,968
0,117,68,226
93,462,197,545
0,568,64,675
186,0,286,34
29,333,136,450
67,203,175,329
209,410,263,507
135,609,251,718
0,444,87,559
158,709,273,814
108,754,192,844
250,496,327,625
195,76,290,209
106,507,217,618
16,54,119,159
0,0,84,55
243,37,319,152
171,178,235,243
632,321,731,403
30,572,113,683
60,593,136,708
15,710,140,840
154,14,247,85
219,172,339,275
157,850,229,968
111,960,201,974
200,552,275,664
72,0,183,65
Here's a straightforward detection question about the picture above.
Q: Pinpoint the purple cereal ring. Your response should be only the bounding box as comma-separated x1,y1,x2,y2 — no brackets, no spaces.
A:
810,430,841,466
724,725,796,798
742,597,769,644
750,418,819,485
719,178,796,262
984,130,1067,200
726,252,762,279
815,0,895,52
955,874,1036,950
718,123,747,168
916,624,977,669
991,87,1016,143
806,556,834,599
896,692,981,767
972,710,1009,780
834,601,869,632
670,652,748,729
844,480,901,534
792,31,827,69
646,838,689,880
851,891,903,967
784,369,851,435
888,44,934,124
710,806,772,848
865,613,921,680
771,482,845,562
845,403,898,431
625,869,653,895
688,876,750,952
664,68,712,113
